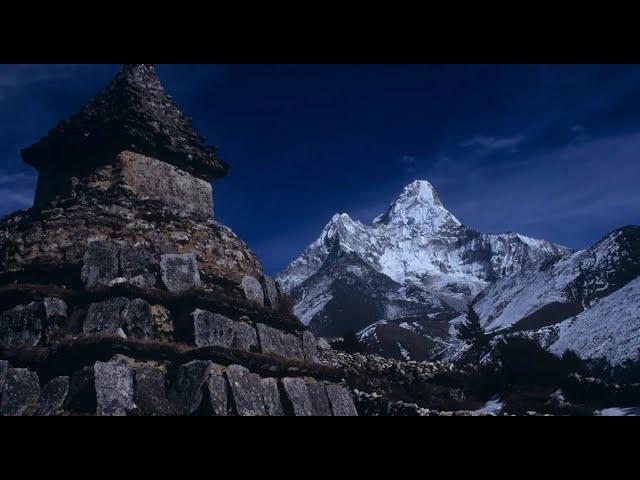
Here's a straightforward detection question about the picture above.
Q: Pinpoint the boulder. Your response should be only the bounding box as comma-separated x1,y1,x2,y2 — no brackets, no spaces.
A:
193,309,258,351
81,238,120,288
302,330,320,363
307,382,333,416
169,360,214,416
34,377,70,416
64,366,96,413
257,323,304,360
225,364,284,416
326,384,358,416
241,276,265,306
0,368,40,416
281,378,315,416
160,253,202,294
134,365,169,416
94,358,136,416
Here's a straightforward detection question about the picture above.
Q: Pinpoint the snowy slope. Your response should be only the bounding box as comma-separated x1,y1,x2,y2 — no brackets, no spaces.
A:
546,276,640,365
472,226,640,333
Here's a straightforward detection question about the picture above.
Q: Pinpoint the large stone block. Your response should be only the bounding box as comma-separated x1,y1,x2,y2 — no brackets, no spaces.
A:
0,368,40,416
224,365,284,417
84,298,129,336
34,377,70,416
281,378,315,416
241,276,265,306
0,299,67,349
0,360,7,394
193,309,258,351
94,358,136,416
257,323,304,360
116,151,214,220
262,277,279,308
160,253,202,294
302,330,320,363
206,366,230,417
134,365,169,416
120,245,158,289
307,382,333,417
81,238,120,288
83,298,173,341
326,384,358,416
169,360,214,416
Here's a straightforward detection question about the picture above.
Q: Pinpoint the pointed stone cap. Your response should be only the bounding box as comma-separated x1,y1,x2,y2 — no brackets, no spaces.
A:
21,64,228,181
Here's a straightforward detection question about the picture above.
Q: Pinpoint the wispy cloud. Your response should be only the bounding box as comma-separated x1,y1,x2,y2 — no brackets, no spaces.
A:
459,134,525,153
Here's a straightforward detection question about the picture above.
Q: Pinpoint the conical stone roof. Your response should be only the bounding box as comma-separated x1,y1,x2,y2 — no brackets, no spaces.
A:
21,64,228,182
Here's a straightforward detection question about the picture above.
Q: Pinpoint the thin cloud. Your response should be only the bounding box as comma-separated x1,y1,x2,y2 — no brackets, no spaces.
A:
459,134,525,152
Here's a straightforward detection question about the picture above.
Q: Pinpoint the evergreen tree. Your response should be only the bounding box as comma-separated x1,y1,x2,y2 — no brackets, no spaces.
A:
455,305,490,364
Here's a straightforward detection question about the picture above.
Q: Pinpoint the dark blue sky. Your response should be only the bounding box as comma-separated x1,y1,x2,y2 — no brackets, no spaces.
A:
1,64,639,275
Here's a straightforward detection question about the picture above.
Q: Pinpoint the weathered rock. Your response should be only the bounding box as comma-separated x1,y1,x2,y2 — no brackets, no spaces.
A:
161,253,202,294
0,368,40,416
0,299,68,348
84,298,173,341
0,360,7,394
302,330,320,363
281,377,315,416
81,238,120,288
193,309,258,351
169,360,214,416
262,377,286,416
43,298,68,319
326,384,358,416
83,298,129,336
225,364,284,416
262,277,279,308
307,382,333,416
257,323,304,360
34,377,70,416
94,358,136,416
205,366,229,416
123,299,173,341
64,366,96,413
0,303,44,348
117,152,214,219
120,244,158,289
242,276,265,306
134,365,169,416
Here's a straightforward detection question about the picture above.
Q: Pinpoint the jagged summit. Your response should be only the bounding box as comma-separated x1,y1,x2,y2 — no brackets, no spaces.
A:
373,180,461,230
22,63,228,205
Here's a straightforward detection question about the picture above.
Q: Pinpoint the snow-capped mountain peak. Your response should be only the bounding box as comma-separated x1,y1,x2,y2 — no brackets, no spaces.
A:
373,180,461,231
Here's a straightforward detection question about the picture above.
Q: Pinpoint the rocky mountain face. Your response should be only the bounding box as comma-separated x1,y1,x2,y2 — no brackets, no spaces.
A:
0,64,358,417
446,226,640,365
278,180,569,359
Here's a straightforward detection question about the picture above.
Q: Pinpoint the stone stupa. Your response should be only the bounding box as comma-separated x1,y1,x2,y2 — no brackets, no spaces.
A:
0,64,357,416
